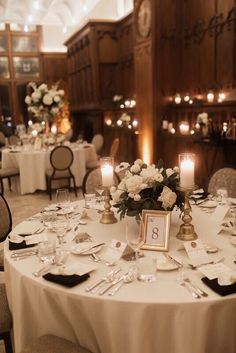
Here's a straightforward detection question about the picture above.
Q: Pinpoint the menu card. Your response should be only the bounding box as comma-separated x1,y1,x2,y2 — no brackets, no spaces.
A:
184,239,209,266
199,263,235,281
25,234,48,245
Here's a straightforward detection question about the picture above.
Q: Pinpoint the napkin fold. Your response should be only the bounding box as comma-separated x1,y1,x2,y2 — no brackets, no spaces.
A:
9,240,35,251
43,273,90,287
201,277,236,296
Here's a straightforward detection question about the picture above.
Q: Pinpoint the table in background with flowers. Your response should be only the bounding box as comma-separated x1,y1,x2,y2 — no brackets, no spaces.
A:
4,200,236,353
1,143,97,194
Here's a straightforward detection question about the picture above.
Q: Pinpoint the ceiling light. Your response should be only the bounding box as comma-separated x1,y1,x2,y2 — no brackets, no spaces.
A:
83,4,88,12
33,1,39,10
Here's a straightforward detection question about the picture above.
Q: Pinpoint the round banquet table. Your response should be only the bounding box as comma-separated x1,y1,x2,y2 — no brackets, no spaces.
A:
4,203,236,353
1,143,97,194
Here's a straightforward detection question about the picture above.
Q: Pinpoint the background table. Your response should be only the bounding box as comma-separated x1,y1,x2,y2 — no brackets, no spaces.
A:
4,204,236,353
2,143,97,194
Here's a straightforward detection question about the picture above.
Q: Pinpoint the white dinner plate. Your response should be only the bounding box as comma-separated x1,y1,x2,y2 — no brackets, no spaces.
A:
70,242,103,255
50,262,96,276
199,200,218,208
156,255,179,271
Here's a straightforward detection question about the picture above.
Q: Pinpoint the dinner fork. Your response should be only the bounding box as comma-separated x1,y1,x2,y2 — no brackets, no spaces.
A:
183,278,208,297
177,278,201,299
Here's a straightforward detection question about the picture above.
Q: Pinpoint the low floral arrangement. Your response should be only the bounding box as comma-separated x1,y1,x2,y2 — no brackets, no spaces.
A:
25,82,65,123
197,112,208,126
110,159,184,220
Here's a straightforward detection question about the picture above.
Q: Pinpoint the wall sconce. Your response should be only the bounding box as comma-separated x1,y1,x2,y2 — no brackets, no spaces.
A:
170,128,176,134
207,92,214,103
179,121,190,135
174,94,181,104
105,118,112,126
189,99,193,104
132,120,138,128
218,92,226,103
116,119,123,127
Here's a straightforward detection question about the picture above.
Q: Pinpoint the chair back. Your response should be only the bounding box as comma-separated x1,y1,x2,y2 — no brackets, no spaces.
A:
82,166,120,195
0,131,5,146
8,135,19,146
0,194,12,242
208,167,236,198
110,138,119,158
91,134,104,153
50,146,74,171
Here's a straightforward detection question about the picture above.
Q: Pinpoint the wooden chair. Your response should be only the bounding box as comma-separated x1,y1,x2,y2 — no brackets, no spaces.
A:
0,167,19,195
82,166,120,195
208,167,236,198
45,146,77,200
0,194,12,271
0,283,13,353
91,134,104,154
20,334,92,353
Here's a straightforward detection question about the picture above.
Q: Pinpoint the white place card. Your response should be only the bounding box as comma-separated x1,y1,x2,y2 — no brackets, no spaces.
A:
184,239,209,266
103,239,130,262
211,205,230,223
25,234,48,245
199,263,234,280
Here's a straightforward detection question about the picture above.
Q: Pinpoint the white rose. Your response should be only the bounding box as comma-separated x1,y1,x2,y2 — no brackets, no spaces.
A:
166,168,174,177
54,95,61,103
134,159,143,166
32,91,41,102
158,186,177,210
115,162,130,173
134,194,141,201
130,164,140,174
173,166,179,173
39,83,47,91
125,175,143,194
154,173,164,183
25,96,31,104
51,107,59,115
43,94,53,105
112,190,124,202
58,89,65,96
110,186,116,194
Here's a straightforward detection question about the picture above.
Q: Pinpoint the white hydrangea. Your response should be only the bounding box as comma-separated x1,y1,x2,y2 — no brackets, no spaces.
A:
38,83,47,91
31,91,41,102
158,186,177,210
140,165,162,185
54,95,61,103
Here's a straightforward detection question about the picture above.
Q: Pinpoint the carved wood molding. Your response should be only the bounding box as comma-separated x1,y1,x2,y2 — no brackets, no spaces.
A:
162,5,236,48
97,30,118,41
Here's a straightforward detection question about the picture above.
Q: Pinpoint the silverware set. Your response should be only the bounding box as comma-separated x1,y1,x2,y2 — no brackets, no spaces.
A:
10,248,38,260
177,277,208,299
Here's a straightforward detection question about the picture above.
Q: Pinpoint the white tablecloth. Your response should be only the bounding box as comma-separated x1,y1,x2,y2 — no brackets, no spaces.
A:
2,144,97,194
4,204,236,353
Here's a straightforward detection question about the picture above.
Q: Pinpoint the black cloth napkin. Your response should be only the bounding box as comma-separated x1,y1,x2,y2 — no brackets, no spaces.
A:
43,272,90,287
201,277,236,296
9,240,35,251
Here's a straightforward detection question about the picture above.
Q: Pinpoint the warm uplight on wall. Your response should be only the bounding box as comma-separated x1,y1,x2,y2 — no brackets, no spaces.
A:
207,92,214,103
142,138,151,165
174,94,181,104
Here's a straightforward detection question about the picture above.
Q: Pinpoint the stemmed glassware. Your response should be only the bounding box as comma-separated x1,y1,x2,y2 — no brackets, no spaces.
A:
56,188,70,211
126,219,144,261
54,214,70,246
95,185,104,206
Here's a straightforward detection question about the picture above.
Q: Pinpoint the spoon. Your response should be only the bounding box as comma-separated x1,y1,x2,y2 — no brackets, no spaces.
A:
108,271,135,296
89,253,116,267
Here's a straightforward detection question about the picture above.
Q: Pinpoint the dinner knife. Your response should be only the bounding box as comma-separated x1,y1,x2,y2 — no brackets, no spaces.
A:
165,253,182,268
77,242,105,254
85,267,121,292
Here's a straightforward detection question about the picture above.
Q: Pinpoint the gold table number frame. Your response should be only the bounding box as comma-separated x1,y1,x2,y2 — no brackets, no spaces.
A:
141,210,171,251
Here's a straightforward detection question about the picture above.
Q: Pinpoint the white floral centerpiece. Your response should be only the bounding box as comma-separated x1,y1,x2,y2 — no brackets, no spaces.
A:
197,112,208,126
111,159,184,220
25,82,64,123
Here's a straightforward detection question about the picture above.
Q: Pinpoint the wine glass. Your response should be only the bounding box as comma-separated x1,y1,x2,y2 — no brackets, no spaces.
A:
95,184,104,205
56,188,70,210
54,214,70,246
126,219,144,261
216,185,228,204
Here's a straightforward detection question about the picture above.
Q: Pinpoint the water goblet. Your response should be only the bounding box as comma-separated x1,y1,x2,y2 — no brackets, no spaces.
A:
216,186,228,204
54,214,70,246
125,219,144,261
56,188,70,210
95,185,104,205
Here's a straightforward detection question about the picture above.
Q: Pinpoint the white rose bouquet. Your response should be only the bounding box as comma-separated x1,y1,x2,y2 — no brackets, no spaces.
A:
25,82,64,123
111,159,184,220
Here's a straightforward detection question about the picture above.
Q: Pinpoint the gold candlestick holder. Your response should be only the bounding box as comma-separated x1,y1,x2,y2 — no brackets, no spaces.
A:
176,186,198,241
100,187,117,224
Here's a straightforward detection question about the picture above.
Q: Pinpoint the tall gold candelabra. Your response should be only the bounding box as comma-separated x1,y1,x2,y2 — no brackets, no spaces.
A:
100,187,117,224
176,186,198,241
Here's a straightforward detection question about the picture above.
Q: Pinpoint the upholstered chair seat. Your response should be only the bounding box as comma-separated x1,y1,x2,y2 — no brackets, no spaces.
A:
0,283,13,353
